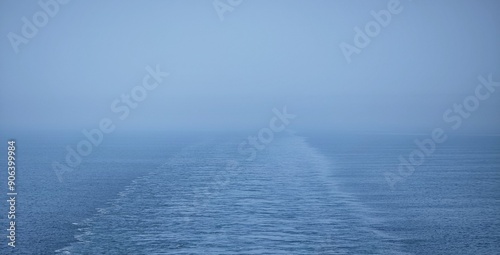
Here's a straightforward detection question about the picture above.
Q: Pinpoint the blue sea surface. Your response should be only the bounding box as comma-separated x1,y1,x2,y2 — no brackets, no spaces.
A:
1,133,499,254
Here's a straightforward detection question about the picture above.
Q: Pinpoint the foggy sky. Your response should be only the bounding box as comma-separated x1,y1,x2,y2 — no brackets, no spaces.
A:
1,0,499,134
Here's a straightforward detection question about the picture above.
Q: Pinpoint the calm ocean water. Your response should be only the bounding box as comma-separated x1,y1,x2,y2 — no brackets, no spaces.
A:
1,133,499,254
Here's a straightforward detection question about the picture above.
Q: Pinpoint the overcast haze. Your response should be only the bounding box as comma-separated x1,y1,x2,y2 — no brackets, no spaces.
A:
1,0,499,134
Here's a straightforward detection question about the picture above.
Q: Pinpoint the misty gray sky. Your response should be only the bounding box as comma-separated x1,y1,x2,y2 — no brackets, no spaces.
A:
1,0,499,134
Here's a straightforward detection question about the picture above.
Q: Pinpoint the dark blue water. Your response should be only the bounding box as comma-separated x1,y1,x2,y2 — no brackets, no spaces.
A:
1,133,499,254
306,134,500,254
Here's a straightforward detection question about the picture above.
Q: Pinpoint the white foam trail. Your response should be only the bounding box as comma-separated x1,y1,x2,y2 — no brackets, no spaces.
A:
57,134,409,254
268,134,409,254
55,140,212,254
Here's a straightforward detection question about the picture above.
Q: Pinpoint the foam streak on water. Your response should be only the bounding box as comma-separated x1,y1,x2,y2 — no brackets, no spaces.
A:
57,134,407,254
